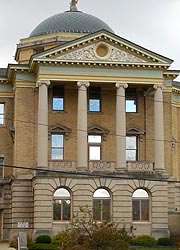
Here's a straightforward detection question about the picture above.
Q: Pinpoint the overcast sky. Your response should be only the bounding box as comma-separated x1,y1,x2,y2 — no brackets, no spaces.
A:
0,0,180,80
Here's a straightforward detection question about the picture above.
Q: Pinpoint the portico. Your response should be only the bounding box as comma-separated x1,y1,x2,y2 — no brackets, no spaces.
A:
36,77,165,174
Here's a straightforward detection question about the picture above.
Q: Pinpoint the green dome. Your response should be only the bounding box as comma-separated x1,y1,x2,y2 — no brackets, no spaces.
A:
29,11,114,38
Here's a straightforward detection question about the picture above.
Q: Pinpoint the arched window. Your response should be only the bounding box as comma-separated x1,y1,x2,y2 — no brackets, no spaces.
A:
53,188,71,221
93,188,111,221
132,189,150,222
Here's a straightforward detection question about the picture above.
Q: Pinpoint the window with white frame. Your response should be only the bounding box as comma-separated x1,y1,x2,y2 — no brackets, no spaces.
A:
53,188,71,221
132,189,150,222
51,134,64,160
0,158,4,177
0,104,4,125
88,135,102,160
52,86,64,111
126,97,137,113
126,136,138,161
89,87,101,112
93,188,111,221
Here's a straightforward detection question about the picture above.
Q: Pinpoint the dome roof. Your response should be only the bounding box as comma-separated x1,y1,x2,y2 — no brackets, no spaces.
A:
29,11,114,38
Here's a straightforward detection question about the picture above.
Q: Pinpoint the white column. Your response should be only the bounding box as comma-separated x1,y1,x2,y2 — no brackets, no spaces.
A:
77,81,90,170
115,82,128,171
154,84,165,172
37,80,50,169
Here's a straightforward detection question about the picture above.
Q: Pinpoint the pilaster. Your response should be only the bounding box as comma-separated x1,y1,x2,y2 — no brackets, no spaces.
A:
37,80,50,169
115,82,128,172
153,84,165,173
77,81,90,170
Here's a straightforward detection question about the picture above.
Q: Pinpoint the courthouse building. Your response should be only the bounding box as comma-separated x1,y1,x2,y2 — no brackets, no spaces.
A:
0,0,180,241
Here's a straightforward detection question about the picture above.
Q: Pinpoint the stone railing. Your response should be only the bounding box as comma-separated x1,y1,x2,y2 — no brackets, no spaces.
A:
88,161,116,172
127,161,154,173
49,160,77,171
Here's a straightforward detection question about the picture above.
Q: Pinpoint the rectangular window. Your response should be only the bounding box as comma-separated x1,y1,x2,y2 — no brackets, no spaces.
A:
133,200,149,221
89,87,101,112
51,134,64,160
0,158,4,178
126,136,138,161
52,86,64,111
126,97,137,112
88,135,102,160
0,104,4,125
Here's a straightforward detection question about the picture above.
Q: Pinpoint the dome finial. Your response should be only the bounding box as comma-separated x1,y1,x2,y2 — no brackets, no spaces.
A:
70,0,79,12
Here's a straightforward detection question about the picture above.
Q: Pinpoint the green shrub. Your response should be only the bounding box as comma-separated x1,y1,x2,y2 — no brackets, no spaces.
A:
36,235,51,244
157,237,172,246
28,243,57,250
53,207,133,250
171,237,180,247
133,234,157,246
52,232,63,245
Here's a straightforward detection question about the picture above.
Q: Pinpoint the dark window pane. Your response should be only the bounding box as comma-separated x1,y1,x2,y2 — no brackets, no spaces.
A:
53,86,64,111
0,186,2,198
53,86,64,97
0,159,3,177
141,200,149,221
133,200,140,221
89,87,100,99
103,199,110,220
93,199,101,220
63,200,71,220
89,87,101,112
53,200,61,220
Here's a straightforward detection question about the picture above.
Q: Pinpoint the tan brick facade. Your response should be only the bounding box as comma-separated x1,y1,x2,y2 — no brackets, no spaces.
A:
0,15,180,241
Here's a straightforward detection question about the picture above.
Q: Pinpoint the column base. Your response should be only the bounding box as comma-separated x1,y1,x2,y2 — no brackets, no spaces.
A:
115,168,128,174
77,167,88,172
155,169,169,178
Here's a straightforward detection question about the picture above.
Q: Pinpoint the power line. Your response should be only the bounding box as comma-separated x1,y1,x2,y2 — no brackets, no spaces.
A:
2,116,180,144
2,163,180,183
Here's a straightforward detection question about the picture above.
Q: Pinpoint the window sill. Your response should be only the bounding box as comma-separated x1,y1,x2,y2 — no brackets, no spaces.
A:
53,221,71,224
132,221,151,224
126,112,139,115
51,110,67,115
88,111,104,115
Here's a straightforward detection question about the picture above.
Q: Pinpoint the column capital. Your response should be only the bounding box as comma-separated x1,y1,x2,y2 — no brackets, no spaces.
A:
77,81,90,88
115,82,128,89
36,80,51,87
153,84,164,90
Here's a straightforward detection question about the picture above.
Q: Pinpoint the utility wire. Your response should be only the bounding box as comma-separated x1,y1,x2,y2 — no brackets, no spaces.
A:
1,163,180,183
1,116,180,144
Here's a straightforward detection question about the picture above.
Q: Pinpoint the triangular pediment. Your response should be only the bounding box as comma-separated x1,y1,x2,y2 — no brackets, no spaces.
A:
49,125,71,139
88,125,109,141
32,30,172,66
126,126,145,135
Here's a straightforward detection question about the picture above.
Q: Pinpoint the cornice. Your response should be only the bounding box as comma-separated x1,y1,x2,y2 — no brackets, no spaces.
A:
0,93,14,98
32,31,173,64
33,58,170,70
172,87,180,94
0,78,8,83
